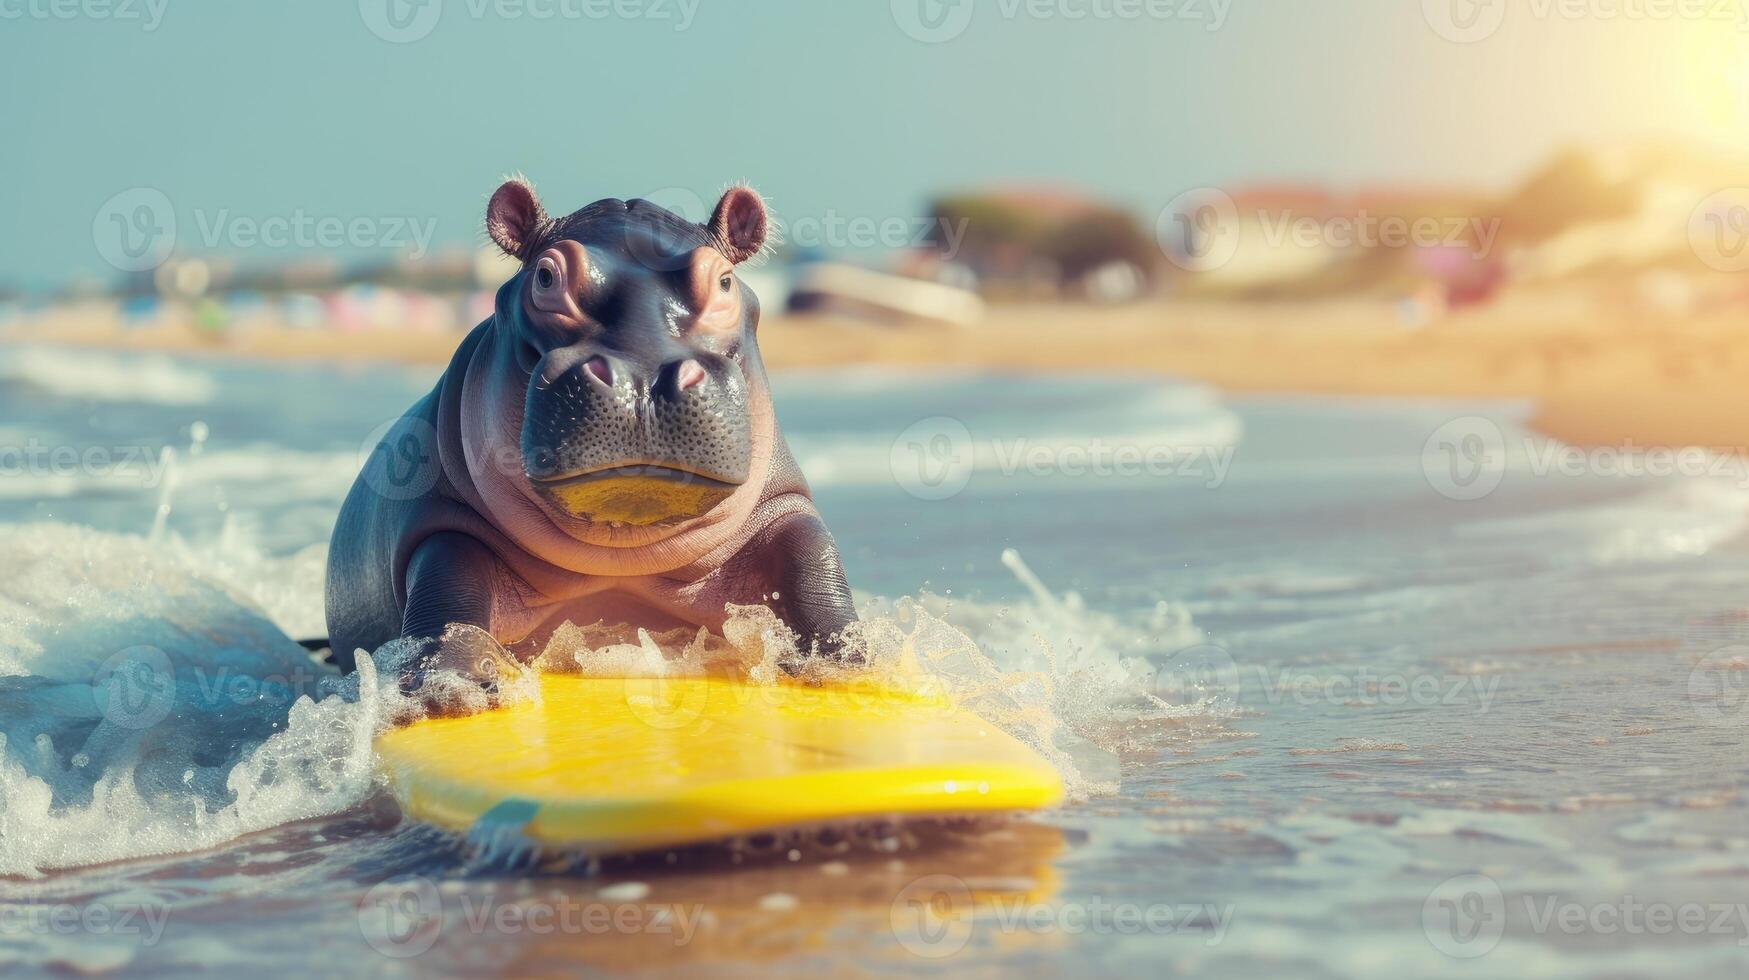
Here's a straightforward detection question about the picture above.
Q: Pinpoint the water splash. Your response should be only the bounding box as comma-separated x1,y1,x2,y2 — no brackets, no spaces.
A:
0,516,1210,873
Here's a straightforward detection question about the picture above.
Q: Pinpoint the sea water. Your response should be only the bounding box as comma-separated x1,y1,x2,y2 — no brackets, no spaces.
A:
1,346,1746,977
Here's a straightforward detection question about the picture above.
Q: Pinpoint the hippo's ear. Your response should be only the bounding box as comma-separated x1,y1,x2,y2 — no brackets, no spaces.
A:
708,186,768,265
486,177,549,262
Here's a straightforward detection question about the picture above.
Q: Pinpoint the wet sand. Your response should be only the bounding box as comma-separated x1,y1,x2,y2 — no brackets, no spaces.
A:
13,293,1749,451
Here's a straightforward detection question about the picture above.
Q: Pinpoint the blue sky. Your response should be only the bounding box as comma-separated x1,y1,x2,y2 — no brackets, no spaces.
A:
2,0,1745,291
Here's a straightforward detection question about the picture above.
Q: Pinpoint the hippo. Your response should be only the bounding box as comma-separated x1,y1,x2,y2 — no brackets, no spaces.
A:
325,180,857,692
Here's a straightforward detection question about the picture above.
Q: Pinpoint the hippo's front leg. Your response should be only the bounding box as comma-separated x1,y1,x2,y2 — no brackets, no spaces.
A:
733,511,858,658
381,532,520,707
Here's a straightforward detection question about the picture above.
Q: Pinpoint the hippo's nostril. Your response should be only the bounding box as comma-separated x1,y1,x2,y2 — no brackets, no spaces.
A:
676,359,707,392
584,356,613,387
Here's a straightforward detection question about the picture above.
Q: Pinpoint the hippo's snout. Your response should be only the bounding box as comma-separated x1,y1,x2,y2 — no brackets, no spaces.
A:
522,349,752,526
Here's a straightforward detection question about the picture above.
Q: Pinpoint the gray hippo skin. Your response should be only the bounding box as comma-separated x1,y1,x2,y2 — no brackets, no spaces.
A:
326,180,856,688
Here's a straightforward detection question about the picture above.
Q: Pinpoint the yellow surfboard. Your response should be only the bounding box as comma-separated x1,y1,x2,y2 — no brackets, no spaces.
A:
374,674,1065,854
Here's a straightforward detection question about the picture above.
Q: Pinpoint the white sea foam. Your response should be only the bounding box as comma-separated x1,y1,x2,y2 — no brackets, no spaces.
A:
0,346,219,406
532,550,1210,800
1456,476,1749,565
0,523,379,877
0,519,1209,873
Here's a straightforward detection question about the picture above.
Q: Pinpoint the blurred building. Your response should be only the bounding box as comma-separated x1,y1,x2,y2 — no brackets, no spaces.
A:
920,186,1157,302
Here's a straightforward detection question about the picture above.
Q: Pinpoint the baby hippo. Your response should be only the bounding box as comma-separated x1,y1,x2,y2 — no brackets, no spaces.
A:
325,180,857,696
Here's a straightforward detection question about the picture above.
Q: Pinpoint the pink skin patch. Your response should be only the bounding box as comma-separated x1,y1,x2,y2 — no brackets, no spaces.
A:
584,355,612,386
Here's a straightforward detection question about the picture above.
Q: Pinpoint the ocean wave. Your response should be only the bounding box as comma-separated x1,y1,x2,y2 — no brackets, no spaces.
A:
0,520,1213,874
0,346,219,406
0,523,377,877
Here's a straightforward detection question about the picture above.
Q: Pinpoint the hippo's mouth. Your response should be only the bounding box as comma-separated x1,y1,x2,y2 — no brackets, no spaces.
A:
531,464,741,526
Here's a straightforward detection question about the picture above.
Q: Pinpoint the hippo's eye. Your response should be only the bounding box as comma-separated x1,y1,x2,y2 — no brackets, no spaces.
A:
718,274,732,293
536,267,555,290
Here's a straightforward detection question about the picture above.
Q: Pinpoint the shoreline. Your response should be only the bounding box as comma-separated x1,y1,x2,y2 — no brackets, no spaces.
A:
10,295,1749,453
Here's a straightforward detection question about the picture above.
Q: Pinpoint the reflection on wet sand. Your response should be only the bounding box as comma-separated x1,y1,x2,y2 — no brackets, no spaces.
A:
442,818,1067,974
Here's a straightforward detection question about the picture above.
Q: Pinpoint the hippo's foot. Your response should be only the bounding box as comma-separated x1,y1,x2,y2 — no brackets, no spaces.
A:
773,625,867,678
373,624,526,719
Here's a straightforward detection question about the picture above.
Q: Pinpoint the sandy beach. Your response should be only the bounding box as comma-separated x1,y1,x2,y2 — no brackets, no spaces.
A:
14,291,1749,453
